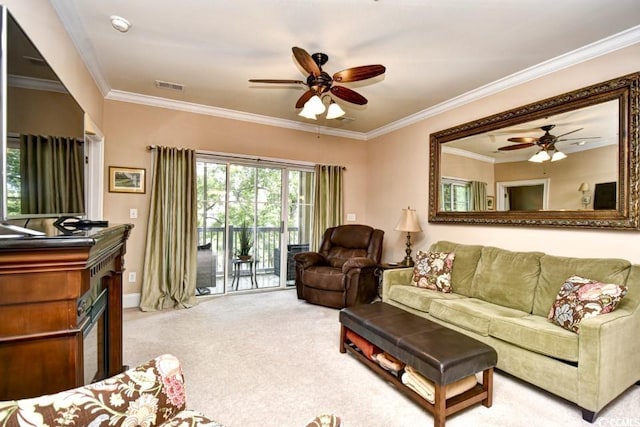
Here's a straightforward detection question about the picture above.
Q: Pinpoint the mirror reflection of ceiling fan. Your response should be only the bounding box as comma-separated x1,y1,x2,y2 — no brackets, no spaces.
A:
498,124,600,162
249,47,386,120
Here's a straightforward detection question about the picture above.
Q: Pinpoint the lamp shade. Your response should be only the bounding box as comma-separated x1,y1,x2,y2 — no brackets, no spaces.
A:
325,101,346,119
528,150,550,163
395,207,422,232
298,107,317,120
305,95,326,115
551,151,567,162
578,182,590,192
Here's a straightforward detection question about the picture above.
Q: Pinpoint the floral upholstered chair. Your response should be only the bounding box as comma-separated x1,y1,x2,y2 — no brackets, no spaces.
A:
0,354,223,426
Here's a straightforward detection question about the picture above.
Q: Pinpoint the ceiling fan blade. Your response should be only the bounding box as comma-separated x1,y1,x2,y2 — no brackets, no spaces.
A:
333,65,386,83
558,136,600,142
555,127,584,139
498,143,536,151
330,86,368,105
295,89,315,109
249,79,305,84
507,137,538,143
292,47,321,76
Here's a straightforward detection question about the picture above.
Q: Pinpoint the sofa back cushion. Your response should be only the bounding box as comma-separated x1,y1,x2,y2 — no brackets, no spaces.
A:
620,265,640,311
429,241,482,296
471,246,543,313
532,255,631,317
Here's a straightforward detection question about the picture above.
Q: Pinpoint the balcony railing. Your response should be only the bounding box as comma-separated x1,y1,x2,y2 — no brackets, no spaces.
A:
197,226,302,274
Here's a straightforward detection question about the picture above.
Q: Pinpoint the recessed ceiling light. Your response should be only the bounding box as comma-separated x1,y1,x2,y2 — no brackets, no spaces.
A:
110,15,131,33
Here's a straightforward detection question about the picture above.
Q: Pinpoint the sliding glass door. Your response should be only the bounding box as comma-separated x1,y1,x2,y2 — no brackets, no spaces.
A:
195,156,313,295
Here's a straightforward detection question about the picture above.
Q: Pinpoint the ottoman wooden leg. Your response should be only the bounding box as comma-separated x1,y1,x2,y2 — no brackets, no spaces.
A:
433,383,446,427
482,368,494,408
339,325,347,353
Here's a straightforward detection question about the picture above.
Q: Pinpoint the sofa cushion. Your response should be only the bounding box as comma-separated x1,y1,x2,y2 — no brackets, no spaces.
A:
489,315,579,362
548,276,628,333
471,246,543,313
387,285,467,313
302,266,344,291
429,241,482,296
411,250,455,292
429,298,528,336
532,254,631,317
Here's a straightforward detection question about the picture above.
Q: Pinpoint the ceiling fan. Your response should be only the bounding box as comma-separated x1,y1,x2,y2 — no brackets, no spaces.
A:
498,124,599,162
249,46,386,116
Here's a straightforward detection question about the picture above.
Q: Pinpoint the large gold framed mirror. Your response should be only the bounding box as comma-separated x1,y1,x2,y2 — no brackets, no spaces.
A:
428,72,639,230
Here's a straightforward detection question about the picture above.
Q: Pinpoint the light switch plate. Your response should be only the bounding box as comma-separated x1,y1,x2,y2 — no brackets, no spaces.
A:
346,213,356,221
128,272,136,283
129,208,138,219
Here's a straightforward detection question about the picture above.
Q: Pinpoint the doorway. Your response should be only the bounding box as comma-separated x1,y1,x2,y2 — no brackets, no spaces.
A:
195,156,313,295
496,178,549,211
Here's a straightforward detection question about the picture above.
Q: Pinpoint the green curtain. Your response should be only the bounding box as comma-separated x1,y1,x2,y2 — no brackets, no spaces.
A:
20,134,84,214
470,181,488,211
140,146,198,311
311,164,344,251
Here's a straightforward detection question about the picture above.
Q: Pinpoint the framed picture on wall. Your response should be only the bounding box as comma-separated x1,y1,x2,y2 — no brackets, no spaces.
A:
486,196,495,210
109,166,146,194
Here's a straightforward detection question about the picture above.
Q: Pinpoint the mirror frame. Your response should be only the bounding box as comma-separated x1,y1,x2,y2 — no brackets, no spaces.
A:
428,72,640,230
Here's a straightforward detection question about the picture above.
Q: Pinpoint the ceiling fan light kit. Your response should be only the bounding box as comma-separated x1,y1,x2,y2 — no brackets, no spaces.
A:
250,46,385,121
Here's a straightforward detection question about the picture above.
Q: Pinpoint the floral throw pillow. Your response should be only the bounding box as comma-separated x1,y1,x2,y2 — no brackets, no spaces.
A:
548,275,628,333
412,251,456,293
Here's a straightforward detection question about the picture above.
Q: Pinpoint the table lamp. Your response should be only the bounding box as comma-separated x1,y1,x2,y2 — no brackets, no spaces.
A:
395,206,422,267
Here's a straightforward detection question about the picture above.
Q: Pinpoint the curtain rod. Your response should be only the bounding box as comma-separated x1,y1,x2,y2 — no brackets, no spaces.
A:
145,145,344,170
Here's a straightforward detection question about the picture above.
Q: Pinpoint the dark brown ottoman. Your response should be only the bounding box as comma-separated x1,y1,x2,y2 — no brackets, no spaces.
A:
339,303,497,427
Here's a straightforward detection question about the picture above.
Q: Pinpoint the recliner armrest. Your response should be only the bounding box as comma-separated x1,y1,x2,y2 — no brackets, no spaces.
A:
342,257,377,273
294,251,327,269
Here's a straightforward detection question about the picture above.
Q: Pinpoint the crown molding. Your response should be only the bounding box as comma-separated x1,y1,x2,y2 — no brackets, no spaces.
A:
441,146,495,164
105,90,368,140
8,74,67,93
366,25,640,140
49,0,111,96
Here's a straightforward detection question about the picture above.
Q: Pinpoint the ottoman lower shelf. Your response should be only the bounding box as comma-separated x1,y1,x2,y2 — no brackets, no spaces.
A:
341,329,493,427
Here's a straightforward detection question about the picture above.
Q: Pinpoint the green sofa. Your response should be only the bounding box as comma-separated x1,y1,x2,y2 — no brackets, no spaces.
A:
381,241,640,422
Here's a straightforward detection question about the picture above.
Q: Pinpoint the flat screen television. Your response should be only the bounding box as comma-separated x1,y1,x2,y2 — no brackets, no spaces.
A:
0,6,86,223
593,182,617,210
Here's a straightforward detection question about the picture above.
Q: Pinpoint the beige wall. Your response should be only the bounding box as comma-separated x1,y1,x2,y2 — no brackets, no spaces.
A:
441,152,495,196
367,43,640,264
3,0,104,128
8,87,84,137
102,100,369,294
494,145,617,210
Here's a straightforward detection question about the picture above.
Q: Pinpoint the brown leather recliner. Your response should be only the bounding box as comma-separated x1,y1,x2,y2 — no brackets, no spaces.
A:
293,224,384,309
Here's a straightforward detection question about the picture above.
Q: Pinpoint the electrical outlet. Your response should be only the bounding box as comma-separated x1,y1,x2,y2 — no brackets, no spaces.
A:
129,208,138,219
128,272,136,283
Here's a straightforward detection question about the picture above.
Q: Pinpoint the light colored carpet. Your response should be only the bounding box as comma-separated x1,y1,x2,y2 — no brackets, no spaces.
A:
123,290,639,427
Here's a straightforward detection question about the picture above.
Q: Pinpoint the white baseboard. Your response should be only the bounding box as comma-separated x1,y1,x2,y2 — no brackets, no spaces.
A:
123,293,141,309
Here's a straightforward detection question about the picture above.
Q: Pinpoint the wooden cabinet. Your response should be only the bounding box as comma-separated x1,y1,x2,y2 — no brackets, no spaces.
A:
0,224,132,400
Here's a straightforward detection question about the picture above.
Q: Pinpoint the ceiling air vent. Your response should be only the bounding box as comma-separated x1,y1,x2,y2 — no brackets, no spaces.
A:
155,80,184,92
